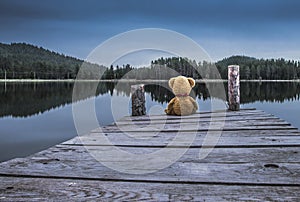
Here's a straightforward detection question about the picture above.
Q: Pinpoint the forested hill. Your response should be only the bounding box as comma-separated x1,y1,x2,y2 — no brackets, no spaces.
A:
216,56,300,80
0,42,299,80
129,56,299,80
0,42,103,79
143,55,299,80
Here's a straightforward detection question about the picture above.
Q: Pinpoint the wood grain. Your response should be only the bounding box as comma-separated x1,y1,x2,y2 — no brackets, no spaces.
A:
63,132,300,147
0,145,299,184
0,177,299,201
0,109,299,201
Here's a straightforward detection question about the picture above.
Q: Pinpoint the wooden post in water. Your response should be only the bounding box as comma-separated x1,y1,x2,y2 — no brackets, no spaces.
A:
131,84,146,116
228,65,240,111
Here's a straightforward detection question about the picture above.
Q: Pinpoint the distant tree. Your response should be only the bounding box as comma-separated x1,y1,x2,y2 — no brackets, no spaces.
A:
244,66,250,80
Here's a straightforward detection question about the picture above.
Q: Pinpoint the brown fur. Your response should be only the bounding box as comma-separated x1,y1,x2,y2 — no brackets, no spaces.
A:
165,76,198,116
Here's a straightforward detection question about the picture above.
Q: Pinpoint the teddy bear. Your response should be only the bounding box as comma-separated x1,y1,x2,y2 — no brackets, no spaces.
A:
165,76,198,116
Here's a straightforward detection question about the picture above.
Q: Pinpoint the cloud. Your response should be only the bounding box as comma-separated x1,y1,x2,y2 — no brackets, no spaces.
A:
2,0,300,24
0,0,300,60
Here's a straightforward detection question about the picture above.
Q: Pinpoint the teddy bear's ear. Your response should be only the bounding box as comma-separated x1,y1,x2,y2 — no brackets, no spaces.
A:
168,77,176,88
187,78,195,87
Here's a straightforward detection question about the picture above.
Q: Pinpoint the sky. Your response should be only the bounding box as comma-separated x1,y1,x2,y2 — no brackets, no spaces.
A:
1,0,300,65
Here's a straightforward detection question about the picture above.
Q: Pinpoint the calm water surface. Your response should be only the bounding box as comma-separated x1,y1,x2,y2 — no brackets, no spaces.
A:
0,81,299,162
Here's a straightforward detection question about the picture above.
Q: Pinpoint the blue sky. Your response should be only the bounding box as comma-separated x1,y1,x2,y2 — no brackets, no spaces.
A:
1,0,300,64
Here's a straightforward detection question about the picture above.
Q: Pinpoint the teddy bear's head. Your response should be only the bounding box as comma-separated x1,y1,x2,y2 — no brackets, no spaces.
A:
168,76,195,96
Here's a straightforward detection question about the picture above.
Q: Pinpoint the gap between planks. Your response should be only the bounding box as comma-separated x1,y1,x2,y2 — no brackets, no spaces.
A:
0,173,299,187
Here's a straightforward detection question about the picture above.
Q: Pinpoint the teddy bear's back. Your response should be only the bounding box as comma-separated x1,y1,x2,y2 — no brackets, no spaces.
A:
173,97,196,116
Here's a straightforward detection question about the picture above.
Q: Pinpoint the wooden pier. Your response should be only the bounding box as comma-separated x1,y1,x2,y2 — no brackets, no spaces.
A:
0,109,299,201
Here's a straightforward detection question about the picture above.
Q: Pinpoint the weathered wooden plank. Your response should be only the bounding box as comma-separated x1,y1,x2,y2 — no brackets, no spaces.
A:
0,177,299,201
97,129,300,137
115,115,279,126
119,109,268,122
97,123,297,133
122,108,259,118
51,145,300,163
98,115,296,133
0,145,299,184
63,129,300,145
112,119,290,128
63,132,300,147
118,113,278,122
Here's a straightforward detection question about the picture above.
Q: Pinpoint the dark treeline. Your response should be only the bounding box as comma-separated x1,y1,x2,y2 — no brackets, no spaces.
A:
90,56,300,80
1,43,300,80
144,56,300,80
1,82,300,118
105,56,300,80
216,56,300,80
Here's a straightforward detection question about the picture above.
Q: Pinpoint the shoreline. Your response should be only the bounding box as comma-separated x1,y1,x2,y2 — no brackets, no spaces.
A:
0,79,300,83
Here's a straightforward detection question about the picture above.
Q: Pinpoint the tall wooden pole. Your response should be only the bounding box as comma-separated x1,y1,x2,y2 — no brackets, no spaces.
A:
131,84,146,116
228,65,240,111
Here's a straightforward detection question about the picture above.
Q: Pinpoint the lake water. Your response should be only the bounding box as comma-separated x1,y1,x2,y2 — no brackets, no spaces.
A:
0,81,299,162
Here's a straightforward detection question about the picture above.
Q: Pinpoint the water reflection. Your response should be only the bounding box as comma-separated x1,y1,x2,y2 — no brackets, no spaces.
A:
0,82,114,118
0,81,300,162
240,82,300,103
1,82,73,118
0,81,300,118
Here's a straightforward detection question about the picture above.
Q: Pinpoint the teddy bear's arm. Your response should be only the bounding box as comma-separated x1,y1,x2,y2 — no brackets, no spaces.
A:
165,97,176,115
190,97,198,113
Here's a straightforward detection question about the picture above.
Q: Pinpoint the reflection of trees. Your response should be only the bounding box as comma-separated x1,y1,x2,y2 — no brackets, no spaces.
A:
144,83,172,104
240,82,300,103
0,82,74,118
144,82,300,104
0,82,115,118
1,82,299,118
